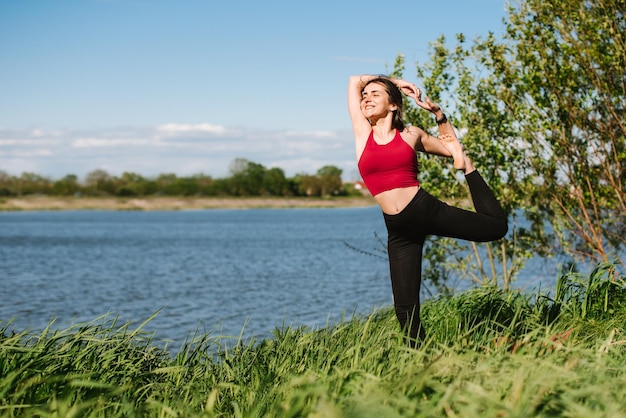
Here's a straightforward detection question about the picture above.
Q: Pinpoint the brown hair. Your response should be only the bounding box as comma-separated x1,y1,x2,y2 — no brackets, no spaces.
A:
363,76,405,131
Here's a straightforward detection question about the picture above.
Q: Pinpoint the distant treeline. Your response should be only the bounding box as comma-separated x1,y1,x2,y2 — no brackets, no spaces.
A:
0,158,361,198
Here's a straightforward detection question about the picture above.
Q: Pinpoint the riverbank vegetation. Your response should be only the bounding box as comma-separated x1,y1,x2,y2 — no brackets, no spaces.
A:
0,160,356,199
1,263,624,417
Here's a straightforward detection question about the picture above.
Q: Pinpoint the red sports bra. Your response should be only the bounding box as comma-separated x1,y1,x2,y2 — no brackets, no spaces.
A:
357,130,419,196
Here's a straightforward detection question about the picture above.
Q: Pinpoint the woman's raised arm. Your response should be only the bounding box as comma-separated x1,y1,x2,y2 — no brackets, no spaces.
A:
410,94,466,170
347,75,376,140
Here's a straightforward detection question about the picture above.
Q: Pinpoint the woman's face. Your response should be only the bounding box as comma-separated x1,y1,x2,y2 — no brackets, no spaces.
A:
361,82,396,119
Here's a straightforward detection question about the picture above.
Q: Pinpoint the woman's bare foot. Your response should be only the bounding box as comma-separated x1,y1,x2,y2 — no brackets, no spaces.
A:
439,134,466,171
462,155,476,175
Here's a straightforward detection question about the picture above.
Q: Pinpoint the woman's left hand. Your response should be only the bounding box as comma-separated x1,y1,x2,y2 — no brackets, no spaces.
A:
396,80,441,114
396,80,421,101
414,94,441,115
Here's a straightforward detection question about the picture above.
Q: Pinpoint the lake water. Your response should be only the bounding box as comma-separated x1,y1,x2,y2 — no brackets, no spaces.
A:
0,208,560,352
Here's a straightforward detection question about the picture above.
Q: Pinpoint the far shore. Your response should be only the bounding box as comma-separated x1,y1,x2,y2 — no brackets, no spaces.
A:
0,195,377,211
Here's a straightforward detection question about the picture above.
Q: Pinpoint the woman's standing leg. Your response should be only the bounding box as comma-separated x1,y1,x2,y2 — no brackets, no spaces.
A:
384,191,432,347
386,232,426,347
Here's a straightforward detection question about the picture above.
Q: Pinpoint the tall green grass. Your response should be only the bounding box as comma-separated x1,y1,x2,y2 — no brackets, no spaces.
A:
1,263,624,417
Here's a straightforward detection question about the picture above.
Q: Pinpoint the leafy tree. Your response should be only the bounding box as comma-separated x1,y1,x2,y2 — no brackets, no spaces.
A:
263,167,291,196
85,169,115,195
193,173,214,196
230,160,266,196
156,173,178,195
225,159,293,196
170,176,200,196
229,158,251,176
0,170,14,196
206,177,232,196
52,174,80,196
391,0,625,291
476,0,625,266
293,173,320,196
316,165,343,196
114,172,157,196
15,172,52,196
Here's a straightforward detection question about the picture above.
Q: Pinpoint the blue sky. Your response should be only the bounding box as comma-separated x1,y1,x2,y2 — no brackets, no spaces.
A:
0,0,507,181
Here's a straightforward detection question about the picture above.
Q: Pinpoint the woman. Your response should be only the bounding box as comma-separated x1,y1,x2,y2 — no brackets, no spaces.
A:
348,75,508,347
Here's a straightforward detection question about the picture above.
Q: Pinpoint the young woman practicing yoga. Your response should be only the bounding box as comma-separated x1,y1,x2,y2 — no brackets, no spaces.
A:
348,75,508,347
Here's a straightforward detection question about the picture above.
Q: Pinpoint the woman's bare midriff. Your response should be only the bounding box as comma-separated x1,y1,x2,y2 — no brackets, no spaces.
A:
373,186,420,215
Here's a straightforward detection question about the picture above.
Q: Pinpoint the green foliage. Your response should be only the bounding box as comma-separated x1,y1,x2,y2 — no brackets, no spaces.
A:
263,167,291,196
116,172,157,196
475,0,626,264
390,0,625,292
316,165,343,196
0,313,171,416
0,172,54,196
50,175,81,196
0,160,348,199
1,264,625,417
550,262,625,321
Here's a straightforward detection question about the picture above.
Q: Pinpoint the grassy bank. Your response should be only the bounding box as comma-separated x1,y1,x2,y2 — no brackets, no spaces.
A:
0,195,376,211
1,263,624,417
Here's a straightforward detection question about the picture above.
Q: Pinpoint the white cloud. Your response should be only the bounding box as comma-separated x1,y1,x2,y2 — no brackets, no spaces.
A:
157,123,227,135
0,139,33,146
0,124,357,180
9,149,55,157
72,138,153,148
284,130,338,138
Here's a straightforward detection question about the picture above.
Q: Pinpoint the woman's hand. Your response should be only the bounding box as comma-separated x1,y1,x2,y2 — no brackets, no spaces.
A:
413,94,441,115
396,79,442,115
395,79,421,101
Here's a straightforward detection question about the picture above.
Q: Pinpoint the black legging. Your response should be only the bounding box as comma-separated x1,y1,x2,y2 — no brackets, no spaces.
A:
383,170,508,346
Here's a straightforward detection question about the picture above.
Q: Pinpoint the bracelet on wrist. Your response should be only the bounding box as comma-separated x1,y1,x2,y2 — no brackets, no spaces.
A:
435,113,447,124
